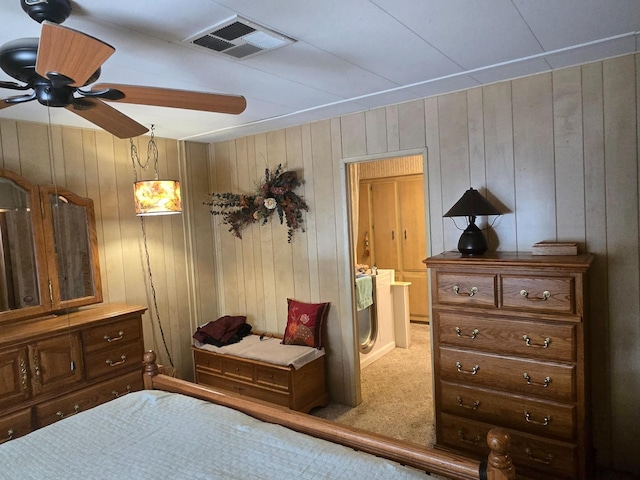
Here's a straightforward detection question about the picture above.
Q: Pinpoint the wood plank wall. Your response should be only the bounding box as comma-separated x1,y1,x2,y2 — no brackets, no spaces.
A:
208,53,640,474
0,122,194,381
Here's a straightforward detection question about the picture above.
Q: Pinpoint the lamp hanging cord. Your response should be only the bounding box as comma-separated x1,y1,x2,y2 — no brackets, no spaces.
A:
139,215,174,368
131,126,174,368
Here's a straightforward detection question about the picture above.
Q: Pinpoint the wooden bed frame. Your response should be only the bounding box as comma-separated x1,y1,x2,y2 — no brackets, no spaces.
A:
143,351,515,480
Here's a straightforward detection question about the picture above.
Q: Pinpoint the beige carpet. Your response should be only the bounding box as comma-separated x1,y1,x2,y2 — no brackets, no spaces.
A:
312,323,436,447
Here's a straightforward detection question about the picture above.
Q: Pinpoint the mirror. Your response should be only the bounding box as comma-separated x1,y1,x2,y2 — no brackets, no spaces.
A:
0,170,49,322
40,185,102,311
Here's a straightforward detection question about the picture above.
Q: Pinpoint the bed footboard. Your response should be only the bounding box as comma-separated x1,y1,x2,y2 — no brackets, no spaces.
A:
143,351,514,480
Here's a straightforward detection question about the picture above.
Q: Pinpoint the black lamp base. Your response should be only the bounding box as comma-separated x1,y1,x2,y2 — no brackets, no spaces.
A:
457,222,488,256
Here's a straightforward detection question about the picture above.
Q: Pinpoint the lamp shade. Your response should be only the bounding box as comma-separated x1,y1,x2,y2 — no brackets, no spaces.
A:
133,180,181,216
443,188,501,256
443,188,501,217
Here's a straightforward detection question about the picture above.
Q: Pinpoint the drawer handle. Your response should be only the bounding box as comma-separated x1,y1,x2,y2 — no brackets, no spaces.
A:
111,385,132,398
0,430,14,445
523,335,551,348
523,373,552,387
453,285,478,297
56,404,80,419
520,289,551,301
32,354,41,385
524,411,551,426
232,386,245,392
456,396,480,410
456,362,479,375
103,331,125,342
106,355,127,367
457,430,481,446
525,448,553,465
455,327,479,339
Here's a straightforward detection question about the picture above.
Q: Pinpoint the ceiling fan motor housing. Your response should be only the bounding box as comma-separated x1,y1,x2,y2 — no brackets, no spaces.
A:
21,0,72,24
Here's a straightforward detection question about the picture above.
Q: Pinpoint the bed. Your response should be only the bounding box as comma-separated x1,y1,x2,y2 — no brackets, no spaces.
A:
0,351,515,480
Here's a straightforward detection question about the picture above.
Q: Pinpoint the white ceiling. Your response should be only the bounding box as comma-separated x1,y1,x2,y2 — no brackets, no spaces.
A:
0,0,639,143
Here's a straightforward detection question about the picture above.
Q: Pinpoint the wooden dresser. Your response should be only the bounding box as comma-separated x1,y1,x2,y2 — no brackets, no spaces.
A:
193,345,328,413
425,252,593,480
0,304,146,443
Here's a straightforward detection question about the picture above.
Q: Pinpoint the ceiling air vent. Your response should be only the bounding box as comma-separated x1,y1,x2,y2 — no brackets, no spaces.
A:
185,15,295,59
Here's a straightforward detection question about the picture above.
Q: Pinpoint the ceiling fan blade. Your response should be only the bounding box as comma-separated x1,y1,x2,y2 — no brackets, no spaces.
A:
66,98,148,139
0,98,21,110
91,83,247,114
36,21,115,87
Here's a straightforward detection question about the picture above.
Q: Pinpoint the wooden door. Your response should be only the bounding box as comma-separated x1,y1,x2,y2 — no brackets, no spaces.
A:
0,346,30,409
398,176,427,270
28,334,83,396
370,181,399,269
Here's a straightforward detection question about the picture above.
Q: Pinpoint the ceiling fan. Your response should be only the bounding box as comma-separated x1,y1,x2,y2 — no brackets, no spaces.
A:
0,0,247,138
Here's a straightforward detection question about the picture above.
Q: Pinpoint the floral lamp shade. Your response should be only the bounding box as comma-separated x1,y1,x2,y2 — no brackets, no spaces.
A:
134,180,181,216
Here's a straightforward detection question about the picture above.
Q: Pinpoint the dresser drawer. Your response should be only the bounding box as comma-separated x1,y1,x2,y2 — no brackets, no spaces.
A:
434,272,497,307
222,357,254,382
35,370,142,428
193,349,222,372
84,341,143,380
256,365,289,391
439,347,575,402
439,413,577,479
196,370,289,408
82,317,143,353
0,408,32,445
436,312,576,362
501,275,574,314
440,381,576,441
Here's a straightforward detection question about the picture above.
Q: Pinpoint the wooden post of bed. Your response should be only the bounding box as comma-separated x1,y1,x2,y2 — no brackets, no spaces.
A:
142,350,515,480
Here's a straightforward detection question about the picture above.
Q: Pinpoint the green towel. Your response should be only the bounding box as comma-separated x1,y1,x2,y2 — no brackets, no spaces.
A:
355,275,374,311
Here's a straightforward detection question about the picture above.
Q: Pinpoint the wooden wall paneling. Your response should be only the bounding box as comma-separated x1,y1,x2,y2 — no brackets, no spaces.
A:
552,66,586,245
398,99,426,150
286,126,311,303
581,56,620,467
94,131,127,303
0,120,20,172
48,125,66,189
511,73,556,251
332,116,354,404
254,133,278,332
301,124,320,302
267,129,294,327
467,87,487,193
59,128,85,195
234,137,255,323
16,123,52,185
216,140,241,317
245,135,266,330
602,54,639,472
340,112,367,159
425,97,444,254
185,141,218,329
365,108,388,154
482,82,517,252
437,91,471,251
229,139,247,317
310,119,343,402
385,104,400,152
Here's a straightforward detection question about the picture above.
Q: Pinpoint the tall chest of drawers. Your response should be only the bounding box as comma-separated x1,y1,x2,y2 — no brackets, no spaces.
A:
425,252,593,480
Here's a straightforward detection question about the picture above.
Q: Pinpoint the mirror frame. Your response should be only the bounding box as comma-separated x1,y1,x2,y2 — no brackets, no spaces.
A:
39,184,103,311
0,168,51,323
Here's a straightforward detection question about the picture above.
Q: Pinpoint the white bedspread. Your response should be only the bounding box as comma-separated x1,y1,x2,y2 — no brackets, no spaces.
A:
194,334,325,369
0,390,433,480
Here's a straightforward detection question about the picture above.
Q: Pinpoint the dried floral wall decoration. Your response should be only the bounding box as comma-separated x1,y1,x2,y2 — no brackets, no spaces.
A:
205,164,309,242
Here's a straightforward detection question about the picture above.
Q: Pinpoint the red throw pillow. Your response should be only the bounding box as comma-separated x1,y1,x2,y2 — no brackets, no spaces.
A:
282,299,330,348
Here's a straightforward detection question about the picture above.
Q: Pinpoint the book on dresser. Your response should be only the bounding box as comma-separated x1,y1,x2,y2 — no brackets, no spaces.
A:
425,252,594,480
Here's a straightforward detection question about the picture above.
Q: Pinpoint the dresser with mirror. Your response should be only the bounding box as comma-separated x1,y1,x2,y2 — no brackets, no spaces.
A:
0,168,145,445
